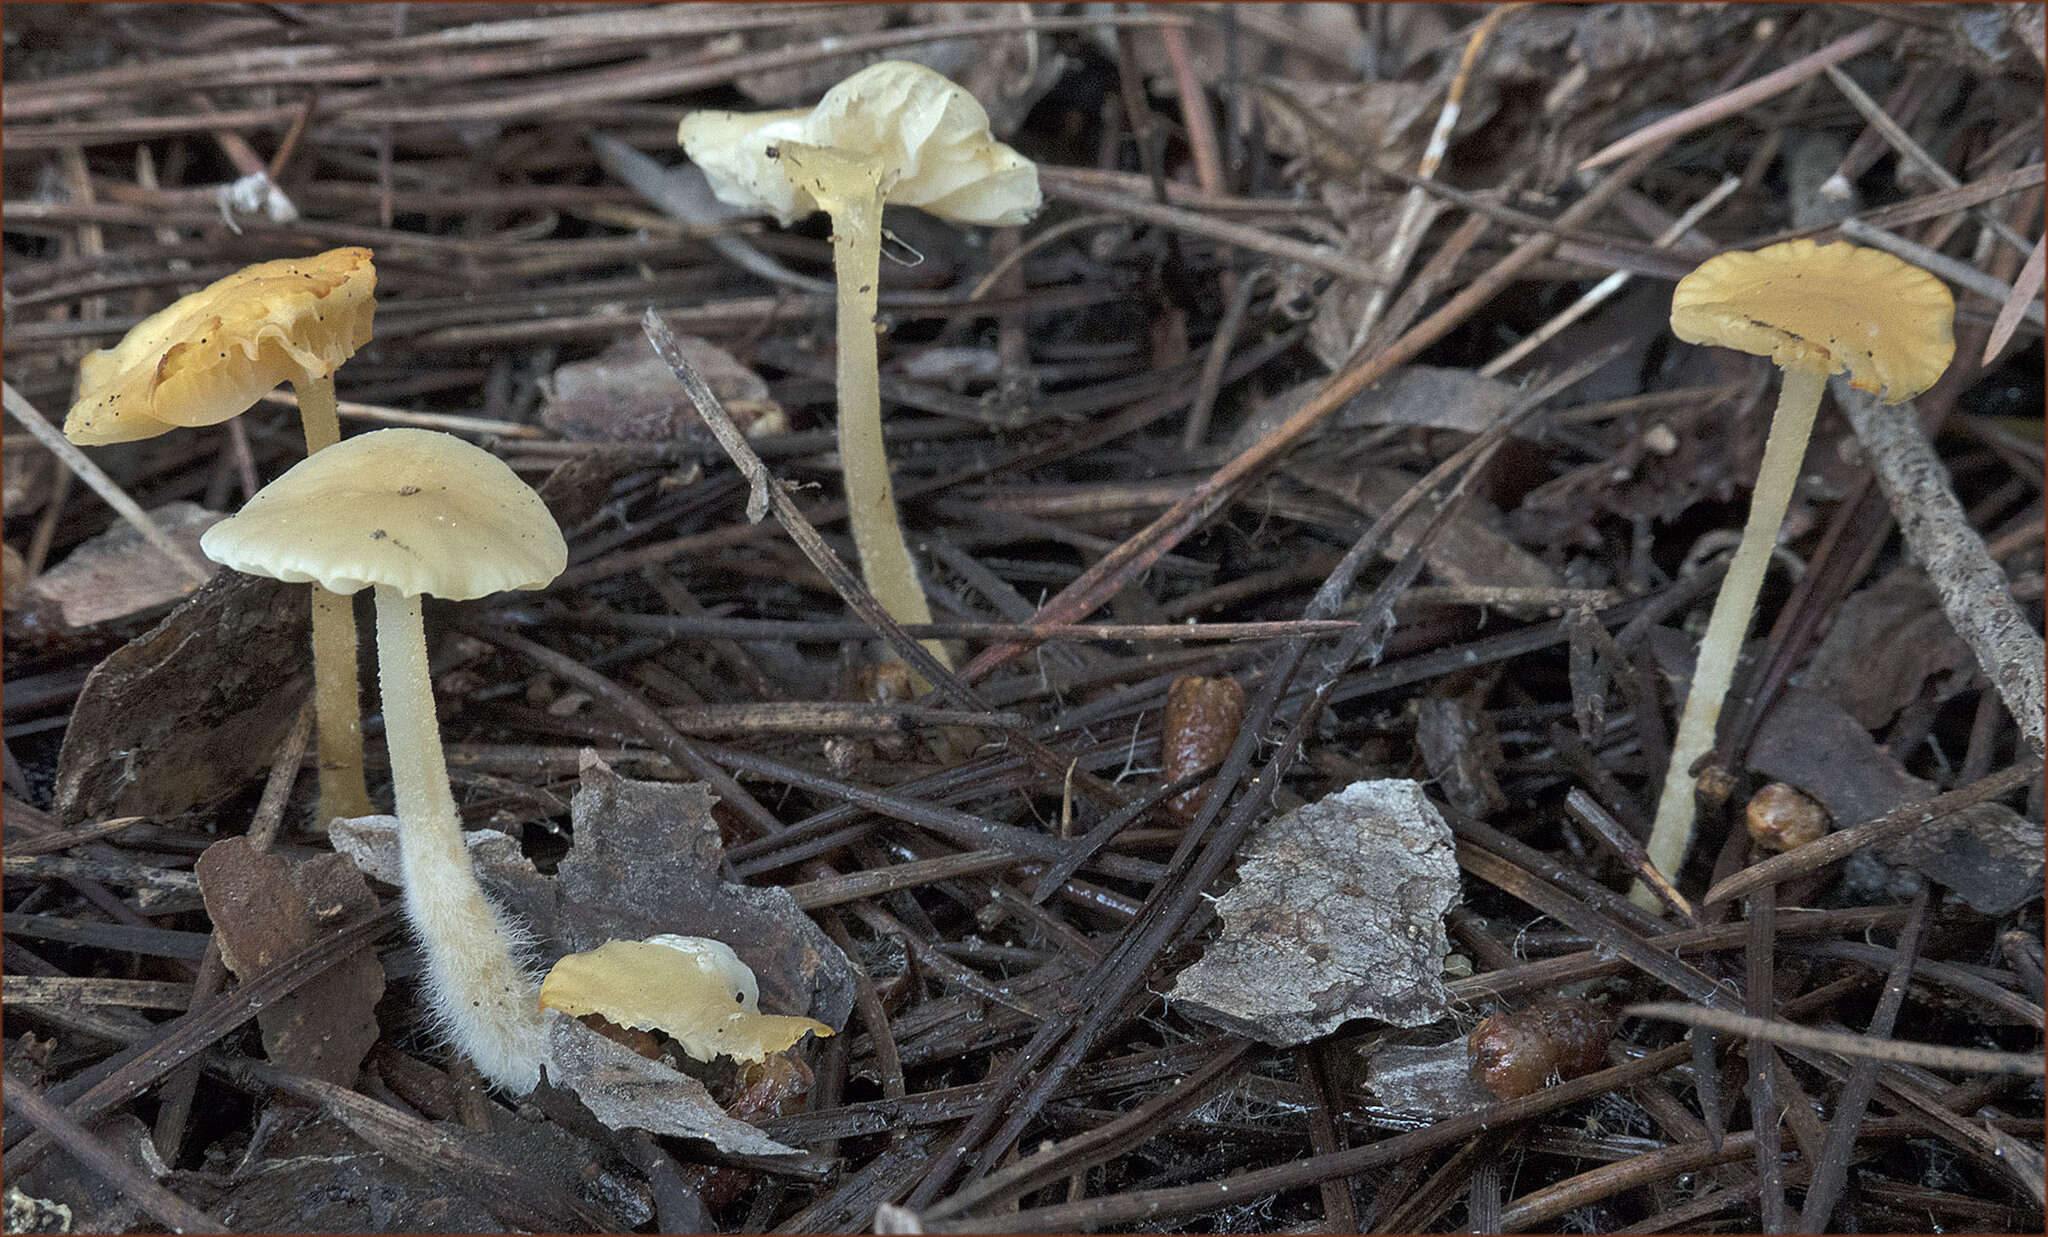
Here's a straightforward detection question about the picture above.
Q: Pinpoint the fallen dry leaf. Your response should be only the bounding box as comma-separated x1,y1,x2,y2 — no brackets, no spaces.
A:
1803,566,1980,732
24,501,220,629
196,835,384,1086
542,332,783,445
1751,687,2044,915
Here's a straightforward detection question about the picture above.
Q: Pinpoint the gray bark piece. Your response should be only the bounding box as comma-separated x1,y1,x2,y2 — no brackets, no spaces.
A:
545,1015,798,1156
1170,779,1460,1045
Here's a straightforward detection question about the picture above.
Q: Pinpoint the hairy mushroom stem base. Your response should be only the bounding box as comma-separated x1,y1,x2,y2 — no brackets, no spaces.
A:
1638,363,1827,908
292,371,374,825
792,144,953,676
374,584,547,1094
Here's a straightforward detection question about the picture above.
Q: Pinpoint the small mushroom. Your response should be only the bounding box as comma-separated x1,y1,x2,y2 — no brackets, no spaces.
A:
1641,240,1953,906
201,428,567,1093
539,934,833,1065
681,61,1040,674
65,247,381,826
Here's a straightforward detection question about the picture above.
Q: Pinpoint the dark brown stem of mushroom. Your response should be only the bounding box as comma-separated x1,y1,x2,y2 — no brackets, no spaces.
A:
292,372,374,826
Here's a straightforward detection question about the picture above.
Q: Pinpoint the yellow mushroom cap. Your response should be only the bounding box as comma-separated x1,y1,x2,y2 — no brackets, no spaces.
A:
1670,239,1954,403
65,247,377,446
679,60,1041,228
538,935,833,1065
198,428,565,599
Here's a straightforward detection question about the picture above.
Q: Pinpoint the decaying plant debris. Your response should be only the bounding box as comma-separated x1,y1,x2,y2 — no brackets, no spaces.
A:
3,4,2043,1233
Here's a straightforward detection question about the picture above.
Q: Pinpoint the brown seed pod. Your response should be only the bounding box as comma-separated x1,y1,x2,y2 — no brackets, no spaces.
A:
1468,996,1614,1101
1746,781,1829,852
1161,674,1246,824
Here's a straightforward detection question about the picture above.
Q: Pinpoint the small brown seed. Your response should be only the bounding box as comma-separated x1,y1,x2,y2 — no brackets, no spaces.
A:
1468,996,1614,1101
1161,674,1246,824
861,660,918,706
1746,781,1829,852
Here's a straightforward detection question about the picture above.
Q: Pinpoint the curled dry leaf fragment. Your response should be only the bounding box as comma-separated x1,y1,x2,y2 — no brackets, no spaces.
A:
540,935,833,1066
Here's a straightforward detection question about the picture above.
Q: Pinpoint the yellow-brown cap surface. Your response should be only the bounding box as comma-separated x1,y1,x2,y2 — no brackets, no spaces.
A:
199,428,565,600
65,247,376,445
539,935,832,1065
1670,239,1954,403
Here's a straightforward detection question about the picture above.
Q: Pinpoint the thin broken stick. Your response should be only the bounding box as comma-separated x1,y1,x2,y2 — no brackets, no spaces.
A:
1579,21,1894,170
1984,230,2045,366
1,380,212,586
1628,1002,2045,1076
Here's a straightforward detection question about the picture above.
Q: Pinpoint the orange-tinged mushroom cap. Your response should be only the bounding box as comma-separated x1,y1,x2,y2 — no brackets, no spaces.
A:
539,935,833,1065
1670,239,1954,403
65,247,376,446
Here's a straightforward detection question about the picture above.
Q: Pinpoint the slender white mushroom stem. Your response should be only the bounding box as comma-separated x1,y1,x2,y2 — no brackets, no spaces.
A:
1638,364,1827,908
794,147,953,675
373,584,546,1094
291,372,374,826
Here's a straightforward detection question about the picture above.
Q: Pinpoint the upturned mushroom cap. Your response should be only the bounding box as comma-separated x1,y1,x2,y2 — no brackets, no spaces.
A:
199,427,565,599
1670,239,1955,403
65,247,377,446
538,934,833,1065
679,60,1041,228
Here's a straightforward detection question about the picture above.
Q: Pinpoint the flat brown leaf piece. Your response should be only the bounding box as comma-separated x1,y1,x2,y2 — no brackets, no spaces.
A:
220,1112,508,1234
1171,779,1460,1045
53,569,309,823
542,332,783,444
24,501,220,629
196,835,384,1085
1803,567,1978,731
1290,461,1562,594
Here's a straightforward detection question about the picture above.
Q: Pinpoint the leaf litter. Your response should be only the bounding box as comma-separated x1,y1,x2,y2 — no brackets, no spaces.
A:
3,4,2041,1232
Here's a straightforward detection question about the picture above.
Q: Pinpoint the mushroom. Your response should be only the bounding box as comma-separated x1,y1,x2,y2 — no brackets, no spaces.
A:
539,934,833,1065
1642,239,1953,904
66,247,380,826
200,428,567,1093
680,61,1040,672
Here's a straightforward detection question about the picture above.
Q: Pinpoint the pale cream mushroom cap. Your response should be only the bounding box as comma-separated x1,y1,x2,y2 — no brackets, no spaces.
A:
199,427,566,599
1670,239,1955,403
538,934,833,1065
679,60,1041,228
66,247,377,445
